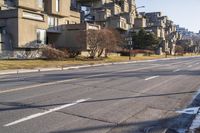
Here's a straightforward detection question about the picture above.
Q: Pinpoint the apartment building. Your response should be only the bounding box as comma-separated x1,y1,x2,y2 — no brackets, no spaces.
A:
136,12,180,55
0,0,80,58
76,0,137,33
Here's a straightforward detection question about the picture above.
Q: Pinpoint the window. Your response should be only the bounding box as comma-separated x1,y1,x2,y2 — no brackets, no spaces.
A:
4,0,15,7
37,0,44,8
48,16,54,28
65,20,70,24
36,29,46,44
48,16,58,27
56,0,60,12
48,16,59,31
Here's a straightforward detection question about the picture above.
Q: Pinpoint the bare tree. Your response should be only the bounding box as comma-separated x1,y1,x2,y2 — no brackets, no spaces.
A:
86,29,104,58
97,28,123,57
79,28,123,58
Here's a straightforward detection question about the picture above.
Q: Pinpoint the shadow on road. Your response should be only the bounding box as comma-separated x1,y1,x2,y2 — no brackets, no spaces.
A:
1,68,200,84
0,90,196,112
0,90,200,132
50,90,200,133
49,114,193,133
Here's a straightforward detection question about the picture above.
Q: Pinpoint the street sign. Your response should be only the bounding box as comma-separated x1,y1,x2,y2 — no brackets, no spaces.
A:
126,36,132,45
128,41,132,45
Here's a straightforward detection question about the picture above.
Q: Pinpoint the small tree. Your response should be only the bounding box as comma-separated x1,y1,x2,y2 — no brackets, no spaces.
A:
86,28,123,58
86,29,105,58
176,39,193,53
175,45,184,55
98,28,123,57
131,29,159,51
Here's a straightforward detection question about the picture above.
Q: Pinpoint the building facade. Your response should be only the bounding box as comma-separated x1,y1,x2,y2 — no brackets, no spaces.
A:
0,0,80,58
76,0,137,33
136,12,180,55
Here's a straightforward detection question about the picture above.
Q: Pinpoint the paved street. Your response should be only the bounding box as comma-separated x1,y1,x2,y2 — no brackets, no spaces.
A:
1,57,200,133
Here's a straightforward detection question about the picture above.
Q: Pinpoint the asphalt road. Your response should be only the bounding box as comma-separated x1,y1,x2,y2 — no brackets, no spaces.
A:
1,57,200,133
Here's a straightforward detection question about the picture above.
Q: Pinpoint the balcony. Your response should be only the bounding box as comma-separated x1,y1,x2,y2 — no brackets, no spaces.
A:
106,3,121,15
107,16,128,31
93,9,111,22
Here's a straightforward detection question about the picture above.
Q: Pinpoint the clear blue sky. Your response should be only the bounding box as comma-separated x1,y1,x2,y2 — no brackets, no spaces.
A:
136,0,200,33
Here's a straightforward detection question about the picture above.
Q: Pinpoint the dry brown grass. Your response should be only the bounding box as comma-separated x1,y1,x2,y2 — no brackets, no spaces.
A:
0,54,198,70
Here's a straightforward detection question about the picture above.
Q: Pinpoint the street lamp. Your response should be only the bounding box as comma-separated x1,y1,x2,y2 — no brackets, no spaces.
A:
127,6,145,61
136,6,145,9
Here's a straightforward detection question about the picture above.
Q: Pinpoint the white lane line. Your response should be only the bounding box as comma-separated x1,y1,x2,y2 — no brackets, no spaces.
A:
0,79,77,94
145,76,159,81
173,69,181,72
4,98,90,127
0,65,162,94
196,63,199,65
188,65,193,68
0,60,195,94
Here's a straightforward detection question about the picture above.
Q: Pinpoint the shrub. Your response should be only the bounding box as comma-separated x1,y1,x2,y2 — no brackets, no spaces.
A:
67,48,81,58
41,46,67,60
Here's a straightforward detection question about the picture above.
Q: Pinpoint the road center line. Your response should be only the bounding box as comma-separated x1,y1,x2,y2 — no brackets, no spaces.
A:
188,65,193,68
4,98,90,127
0,59,196,94
0,65,162,94
145,76,159,81
173,69,181,72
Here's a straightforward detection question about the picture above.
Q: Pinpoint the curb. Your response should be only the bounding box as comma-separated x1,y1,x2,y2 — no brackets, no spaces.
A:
0,56,199,76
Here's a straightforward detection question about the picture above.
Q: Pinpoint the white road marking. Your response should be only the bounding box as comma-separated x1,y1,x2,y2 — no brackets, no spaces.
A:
0,59,196,94
4,98,90,127
0,79,77,94
173,69,181,72
145,76,159,81
176,107,200,115
188,65,193,68
0,65,163,94
196,63,199,65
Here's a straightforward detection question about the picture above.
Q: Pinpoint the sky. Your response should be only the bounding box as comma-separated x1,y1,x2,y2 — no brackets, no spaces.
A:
135,0,200,33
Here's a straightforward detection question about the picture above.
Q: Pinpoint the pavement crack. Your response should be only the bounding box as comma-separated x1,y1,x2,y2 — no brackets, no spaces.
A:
105,107,148,133
57,111,117,125
147,105,175,113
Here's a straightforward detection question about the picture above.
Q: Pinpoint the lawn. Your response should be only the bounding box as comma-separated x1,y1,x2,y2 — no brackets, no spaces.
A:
0,54,197,70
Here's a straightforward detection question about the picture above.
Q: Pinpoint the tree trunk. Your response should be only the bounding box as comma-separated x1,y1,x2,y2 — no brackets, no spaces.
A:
105,49,108,58
97,49,104,57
